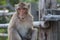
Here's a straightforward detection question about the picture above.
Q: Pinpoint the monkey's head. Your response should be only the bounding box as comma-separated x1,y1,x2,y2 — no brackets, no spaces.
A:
15,2,30,17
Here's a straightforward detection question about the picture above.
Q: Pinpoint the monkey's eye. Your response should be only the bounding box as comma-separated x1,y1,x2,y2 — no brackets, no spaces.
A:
18,8,28,10
18,8,21,10
23,8,26,9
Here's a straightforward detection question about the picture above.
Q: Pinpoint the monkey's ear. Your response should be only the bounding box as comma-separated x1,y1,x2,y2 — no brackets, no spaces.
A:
15,4,20,10
28,4,30,9
27,3,30,9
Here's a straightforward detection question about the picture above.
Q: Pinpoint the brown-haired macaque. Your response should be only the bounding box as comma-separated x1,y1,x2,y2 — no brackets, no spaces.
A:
8,2,38,40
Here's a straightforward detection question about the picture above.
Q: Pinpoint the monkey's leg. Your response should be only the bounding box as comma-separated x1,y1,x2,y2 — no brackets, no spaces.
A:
31,28,38,40
8,28,22,40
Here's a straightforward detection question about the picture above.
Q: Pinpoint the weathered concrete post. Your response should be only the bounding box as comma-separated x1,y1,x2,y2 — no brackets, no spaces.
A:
38,0,59,40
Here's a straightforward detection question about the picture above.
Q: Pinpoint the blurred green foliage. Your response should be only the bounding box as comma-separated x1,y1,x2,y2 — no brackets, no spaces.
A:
57,0,60,3
0,37,7,40
0,16,8,23
0,29,7,33
0,28,7,40
10,0,38,6
10,0,19,6
0,16,11,24
0,0,60,6
0,16,11,40
0,0,38,6
20,0,38,3
0,0,6,5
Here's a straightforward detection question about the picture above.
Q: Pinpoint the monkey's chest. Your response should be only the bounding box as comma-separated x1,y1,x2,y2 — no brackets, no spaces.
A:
16,22,31,37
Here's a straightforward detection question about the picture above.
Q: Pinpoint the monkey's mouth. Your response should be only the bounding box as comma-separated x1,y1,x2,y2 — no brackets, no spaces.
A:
20,16,25,19
19,14,27,19
18,16,26,21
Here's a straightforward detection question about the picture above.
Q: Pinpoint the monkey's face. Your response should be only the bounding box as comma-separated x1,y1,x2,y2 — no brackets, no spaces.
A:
17,8,28,16
17,8,28,19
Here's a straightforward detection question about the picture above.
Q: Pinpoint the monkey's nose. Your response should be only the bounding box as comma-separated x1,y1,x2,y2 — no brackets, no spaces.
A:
22,18,24,19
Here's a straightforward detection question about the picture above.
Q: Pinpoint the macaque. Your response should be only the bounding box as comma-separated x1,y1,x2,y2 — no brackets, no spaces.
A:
8,2,38,40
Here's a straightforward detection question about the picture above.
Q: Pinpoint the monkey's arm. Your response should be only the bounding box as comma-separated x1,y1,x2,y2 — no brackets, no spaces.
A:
8,22,22,40
8,28,22,40
8,15,22,40
31,28,38,40
29,17,38,40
